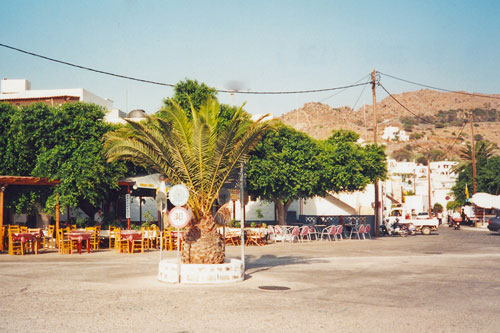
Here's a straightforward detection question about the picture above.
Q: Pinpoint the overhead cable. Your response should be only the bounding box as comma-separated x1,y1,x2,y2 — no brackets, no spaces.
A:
0,42,370,95
319,74,370,102
378,83,436,125
445,121,468,153
378,71,500,100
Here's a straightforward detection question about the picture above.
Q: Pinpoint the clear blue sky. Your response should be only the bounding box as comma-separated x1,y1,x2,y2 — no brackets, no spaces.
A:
1,0,499,117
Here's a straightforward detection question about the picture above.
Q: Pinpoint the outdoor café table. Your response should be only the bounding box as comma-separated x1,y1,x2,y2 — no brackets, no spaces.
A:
12,233,38,255
120,230,142,253
67,231,92,254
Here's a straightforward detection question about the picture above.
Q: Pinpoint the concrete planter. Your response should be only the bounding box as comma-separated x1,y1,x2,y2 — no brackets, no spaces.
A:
158,258,244,284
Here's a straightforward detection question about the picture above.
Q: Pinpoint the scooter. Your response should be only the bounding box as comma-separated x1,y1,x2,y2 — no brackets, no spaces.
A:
382,218,410,237
454,219,461,230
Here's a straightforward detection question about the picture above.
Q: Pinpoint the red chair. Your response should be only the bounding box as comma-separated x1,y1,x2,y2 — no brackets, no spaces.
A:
321,225,336,242
350,224,364,240
299,226,311,242
334,225,343,241
287,226,299,243
363,225,371,239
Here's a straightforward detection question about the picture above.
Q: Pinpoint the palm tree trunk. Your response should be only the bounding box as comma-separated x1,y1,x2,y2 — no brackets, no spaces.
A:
181,215,224,264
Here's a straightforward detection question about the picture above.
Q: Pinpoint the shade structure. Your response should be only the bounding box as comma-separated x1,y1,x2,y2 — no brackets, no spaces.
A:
0,176,60,251
470,192,500,209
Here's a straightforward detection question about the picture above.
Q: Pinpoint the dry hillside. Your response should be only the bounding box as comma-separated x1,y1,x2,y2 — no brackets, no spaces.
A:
281,89,500,159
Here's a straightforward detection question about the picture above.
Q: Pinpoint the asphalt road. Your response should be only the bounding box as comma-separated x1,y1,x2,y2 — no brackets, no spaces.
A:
1,225,499,332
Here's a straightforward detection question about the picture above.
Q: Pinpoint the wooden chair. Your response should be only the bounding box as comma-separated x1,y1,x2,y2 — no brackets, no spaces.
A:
131,228,146,253
45,225,55,249
20,225,28,232
162,228,174,251
109,226,117,249
86,226,100,250
8,229,23,255
57,228,72,254
114,228,129,253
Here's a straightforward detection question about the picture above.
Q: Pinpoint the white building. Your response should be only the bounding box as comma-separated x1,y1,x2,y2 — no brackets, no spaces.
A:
0,78,113,110
385,159,458,214
382,126,409,142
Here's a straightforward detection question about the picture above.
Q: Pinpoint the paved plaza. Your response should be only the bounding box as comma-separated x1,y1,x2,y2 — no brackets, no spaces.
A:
1,226,499,332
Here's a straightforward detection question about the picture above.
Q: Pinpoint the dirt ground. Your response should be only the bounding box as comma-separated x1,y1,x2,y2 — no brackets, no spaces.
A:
1,226,499,332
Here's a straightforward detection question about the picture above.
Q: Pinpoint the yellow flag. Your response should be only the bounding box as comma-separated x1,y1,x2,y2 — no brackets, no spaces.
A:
465,184,469,199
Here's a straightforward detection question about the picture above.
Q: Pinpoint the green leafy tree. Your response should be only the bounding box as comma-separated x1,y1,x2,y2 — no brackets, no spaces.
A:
158,79,248,127
246,127,386,225
0,102,130,224
161,79,217,118
104,98,272,264
246,124,325,225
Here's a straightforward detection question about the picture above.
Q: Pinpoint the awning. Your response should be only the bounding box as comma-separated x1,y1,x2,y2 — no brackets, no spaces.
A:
471,192,500,209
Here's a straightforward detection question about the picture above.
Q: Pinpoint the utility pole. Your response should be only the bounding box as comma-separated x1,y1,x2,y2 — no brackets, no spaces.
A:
470,112,477,194
427,150,432,217
372,69,380,236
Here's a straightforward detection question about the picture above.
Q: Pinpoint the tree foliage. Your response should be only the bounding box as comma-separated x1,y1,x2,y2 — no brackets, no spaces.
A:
452,141,500,204
0,102,130,216
247,127,387,224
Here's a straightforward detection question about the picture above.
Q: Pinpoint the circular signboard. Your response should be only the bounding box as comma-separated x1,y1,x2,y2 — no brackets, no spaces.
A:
169,206,190,228
218,188,231,205
169,184,190,207
156,192,167,211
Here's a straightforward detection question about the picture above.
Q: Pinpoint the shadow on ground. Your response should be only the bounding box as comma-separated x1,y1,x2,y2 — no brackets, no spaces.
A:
244,254,329,277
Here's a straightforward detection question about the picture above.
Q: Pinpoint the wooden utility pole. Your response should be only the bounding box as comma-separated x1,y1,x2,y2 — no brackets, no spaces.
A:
427,151,432,217
470,112,477,194
372,69,380,236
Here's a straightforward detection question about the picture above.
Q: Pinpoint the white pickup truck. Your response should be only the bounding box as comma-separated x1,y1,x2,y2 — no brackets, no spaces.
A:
385,207,439,235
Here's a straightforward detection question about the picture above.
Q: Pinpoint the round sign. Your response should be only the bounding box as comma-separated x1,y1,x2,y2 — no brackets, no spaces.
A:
168,206,190,228
156,192,167,211
168,184,190,207
218,188,231,205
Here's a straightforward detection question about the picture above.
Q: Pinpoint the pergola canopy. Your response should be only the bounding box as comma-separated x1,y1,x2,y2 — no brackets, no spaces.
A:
0,176,60,187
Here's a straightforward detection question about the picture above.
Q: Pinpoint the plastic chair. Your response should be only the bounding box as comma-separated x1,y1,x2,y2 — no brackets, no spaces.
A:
299,226,312,242
266,225,276,243
334,225,344,241
273,225,286,243
350,224,364,240
363,225,371,239
287,226,300,243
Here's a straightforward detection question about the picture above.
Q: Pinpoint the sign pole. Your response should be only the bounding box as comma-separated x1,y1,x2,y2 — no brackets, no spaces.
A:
160,207,163,262
240,164,245,272
177,227,181,283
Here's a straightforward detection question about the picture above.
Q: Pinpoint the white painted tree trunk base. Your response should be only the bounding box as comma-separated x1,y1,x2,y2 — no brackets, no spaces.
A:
158,258,244,284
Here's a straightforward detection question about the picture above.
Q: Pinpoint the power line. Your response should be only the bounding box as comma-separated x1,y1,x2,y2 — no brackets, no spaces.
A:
378,83,436,125
378,71,500,100
379,82,468,154
0,42,370,95
319,74,370,102
445,120,467,153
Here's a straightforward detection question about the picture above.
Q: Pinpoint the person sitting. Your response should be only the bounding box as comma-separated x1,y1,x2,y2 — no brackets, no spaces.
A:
94,209,104,226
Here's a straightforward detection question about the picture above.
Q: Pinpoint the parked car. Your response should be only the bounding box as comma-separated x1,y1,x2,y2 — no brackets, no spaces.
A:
487,216,500,233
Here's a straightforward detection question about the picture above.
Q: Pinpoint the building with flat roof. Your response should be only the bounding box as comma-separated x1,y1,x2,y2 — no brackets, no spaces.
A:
0,78,113,110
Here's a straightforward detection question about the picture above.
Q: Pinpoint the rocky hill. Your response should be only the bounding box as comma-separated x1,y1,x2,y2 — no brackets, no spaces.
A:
281,89,500,159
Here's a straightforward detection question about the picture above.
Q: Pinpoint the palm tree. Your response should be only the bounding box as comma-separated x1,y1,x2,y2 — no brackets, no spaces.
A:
104,98,272,264
458,140,496,162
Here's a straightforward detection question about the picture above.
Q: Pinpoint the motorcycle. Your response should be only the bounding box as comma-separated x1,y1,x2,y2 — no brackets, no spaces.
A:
381,218,414,237
454,219,461,230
